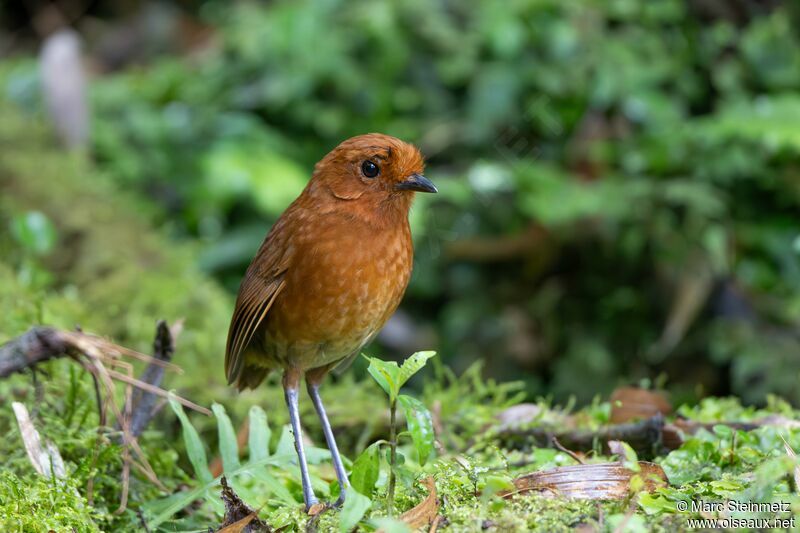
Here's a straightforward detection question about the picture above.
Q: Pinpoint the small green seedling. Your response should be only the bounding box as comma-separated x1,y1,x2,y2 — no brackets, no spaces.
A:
360,351,437,516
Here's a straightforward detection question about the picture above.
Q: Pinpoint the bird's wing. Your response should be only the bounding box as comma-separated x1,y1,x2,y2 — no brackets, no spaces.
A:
224,228,291,385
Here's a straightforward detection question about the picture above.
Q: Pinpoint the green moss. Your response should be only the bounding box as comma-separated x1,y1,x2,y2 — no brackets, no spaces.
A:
0,99,232,403
0,471,102,532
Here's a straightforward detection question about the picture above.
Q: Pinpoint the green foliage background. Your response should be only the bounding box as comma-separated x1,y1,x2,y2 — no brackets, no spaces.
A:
77,0,800,404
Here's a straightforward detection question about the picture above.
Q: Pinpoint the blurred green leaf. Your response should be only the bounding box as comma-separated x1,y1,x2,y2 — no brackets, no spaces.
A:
212,403,241,473
169,395,213,485
10,211,57,255
339,488,371,533
398,395,435,466
248,406,271,463
350,442,380,496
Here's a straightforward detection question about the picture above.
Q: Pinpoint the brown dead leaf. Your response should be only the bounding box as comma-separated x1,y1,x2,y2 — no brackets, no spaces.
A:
218,512,259,533
218,476,271,532
504,462,668,500
400,477,439,528
610,387,671,424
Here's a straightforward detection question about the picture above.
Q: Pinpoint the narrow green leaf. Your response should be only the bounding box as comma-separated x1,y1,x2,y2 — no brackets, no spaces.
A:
339,488,371,533
275,425,295,457
168,394,213,485
397,351,436,390
144,484,208,528
144,452,297,528
398,394,435,466
248,405,271,462
365,356,401,400
350,442,381,496
212,403,241,472
252,469,298,504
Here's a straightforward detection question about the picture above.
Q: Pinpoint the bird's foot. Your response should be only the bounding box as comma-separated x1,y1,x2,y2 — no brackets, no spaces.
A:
305,501,327,516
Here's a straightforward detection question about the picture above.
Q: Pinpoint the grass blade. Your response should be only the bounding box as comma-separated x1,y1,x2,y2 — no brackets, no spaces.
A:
212,403,241,473
169,393,213,485
145,453,296,528
248,405,271,462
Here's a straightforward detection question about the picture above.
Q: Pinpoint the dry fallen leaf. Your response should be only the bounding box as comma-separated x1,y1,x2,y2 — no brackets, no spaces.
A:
400,477,439,528
218,512,259,533
504,462,668,500
610,387,671,424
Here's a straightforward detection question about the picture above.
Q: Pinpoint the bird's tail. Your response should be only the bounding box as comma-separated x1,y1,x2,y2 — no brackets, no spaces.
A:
231,365,270,391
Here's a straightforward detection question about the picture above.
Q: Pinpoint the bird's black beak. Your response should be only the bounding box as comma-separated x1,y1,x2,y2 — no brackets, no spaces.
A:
395,173,438,193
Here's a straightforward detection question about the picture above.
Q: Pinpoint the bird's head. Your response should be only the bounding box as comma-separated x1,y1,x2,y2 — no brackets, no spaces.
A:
309,134,436,216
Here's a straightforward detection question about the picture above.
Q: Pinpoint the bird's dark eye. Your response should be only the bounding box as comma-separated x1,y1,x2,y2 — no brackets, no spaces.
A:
361,160,380,178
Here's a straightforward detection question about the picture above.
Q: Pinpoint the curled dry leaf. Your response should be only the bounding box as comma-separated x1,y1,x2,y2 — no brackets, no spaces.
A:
504,462,668,501
400,476,439,528
610,387,671,424
218,512,260,533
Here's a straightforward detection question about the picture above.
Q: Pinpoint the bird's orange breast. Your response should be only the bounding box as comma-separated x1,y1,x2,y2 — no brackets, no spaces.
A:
254,210,413,370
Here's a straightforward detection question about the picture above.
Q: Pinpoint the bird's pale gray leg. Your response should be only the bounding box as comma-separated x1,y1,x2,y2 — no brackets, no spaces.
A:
283,371,319,511
307,381,350,506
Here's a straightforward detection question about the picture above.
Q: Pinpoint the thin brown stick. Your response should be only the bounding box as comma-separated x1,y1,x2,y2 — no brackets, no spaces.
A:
62,331,183,372
552,436,586,465
105,368,210,416
81,358,167,491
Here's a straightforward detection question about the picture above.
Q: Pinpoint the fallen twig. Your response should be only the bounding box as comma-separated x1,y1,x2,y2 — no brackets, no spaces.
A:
1,323,208,514
552,436,586,465
0,327,68,377
495,415,666,459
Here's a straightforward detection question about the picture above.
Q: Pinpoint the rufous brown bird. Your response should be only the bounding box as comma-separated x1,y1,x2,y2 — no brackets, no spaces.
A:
224,133,436,511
